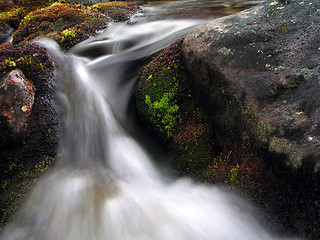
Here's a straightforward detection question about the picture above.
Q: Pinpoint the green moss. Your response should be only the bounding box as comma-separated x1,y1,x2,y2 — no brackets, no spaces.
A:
137,38,274,192
61,28,78,46
229,163,240,185
145,92,179,138
137,40,188,142
269,136,305,168
137,39,215,178
143,68,181,138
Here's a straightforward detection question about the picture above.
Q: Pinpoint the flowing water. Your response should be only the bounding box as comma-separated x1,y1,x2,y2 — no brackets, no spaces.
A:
1,1,297,239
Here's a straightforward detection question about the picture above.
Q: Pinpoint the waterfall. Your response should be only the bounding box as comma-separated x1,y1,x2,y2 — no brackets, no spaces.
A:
1,17,295,240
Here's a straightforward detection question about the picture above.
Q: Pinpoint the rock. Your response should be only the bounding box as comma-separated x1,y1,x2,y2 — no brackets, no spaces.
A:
183,0,320,171
0,42,61,227
0,69,35,134
92,2,141,22
12,2,140,51
136,40,215,178
183,0,320,238
0,0,53,30
12,3,109,51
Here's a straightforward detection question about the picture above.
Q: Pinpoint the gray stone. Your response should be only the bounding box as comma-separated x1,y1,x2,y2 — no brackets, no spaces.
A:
183,0,320,237
183,0,320,171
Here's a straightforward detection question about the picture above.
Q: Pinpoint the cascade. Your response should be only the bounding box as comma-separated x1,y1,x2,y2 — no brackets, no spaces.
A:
1,4,296,240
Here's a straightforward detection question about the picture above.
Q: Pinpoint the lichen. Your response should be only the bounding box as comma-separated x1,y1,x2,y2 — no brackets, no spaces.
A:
295,66,320,80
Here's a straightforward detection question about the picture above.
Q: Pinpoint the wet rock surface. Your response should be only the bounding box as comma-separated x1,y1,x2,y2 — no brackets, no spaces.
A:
0,43,61,227
183,0,320,238
183,0,320,171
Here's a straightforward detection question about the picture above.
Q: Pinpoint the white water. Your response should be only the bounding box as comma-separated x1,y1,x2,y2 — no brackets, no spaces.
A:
1,10,294,240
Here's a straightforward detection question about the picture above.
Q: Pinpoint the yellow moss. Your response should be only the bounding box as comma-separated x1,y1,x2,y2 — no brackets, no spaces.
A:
229,163,240,184
61,28,77,41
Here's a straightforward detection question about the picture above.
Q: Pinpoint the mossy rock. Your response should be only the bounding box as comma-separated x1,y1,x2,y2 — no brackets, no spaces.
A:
182,0,320,237
137,40,215,179
92,1,140,22
11,3,108,50
0,0,54,29
10,2,140,50
136,39,268,192
136,38,316,238
0,42,60,228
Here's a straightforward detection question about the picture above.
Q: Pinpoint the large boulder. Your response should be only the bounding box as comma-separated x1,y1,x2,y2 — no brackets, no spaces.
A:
182,0,320,238
183,0,320,172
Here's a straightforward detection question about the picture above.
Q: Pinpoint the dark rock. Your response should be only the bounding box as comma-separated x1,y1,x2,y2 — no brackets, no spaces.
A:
136,40,216,178
183,0,320,173
183,0,320,238
0,42,61,226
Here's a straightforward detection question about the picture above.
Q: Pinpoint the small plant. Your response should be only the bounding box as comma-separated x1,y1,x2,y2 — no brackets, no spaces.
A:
35,155,55,176
22,15,33,24
61,28,77,41
145,90,179,138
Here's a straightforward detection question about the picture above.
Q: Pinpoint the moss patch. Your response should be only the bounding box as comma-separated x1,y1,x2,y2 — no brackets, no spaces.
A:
0,42,54,80
0,0,54,29
11,3,107,50
136,39,272,200
10,2,140,50
136,39,215,179
92,1,140,22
